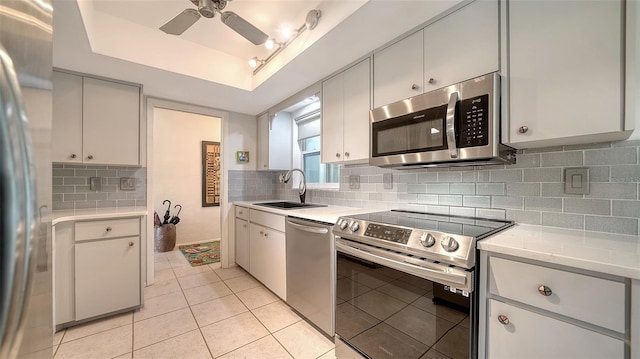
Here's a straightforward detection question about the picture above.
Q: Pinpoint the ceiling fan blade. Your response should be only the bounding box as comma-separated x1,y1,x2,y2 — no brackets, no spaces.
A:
220,11,268,45
160,8,201,35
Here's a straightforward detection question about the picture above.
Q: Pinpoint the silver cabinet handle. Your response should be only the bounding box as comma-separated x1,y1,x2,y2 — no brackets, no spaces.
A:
335,153,340,158
498,314,510,325
87,154,94,160
519,126,528,134
538,285,552,296
70,153,77,159
411,83,419,90
344,152,350,158
428,78,435,84
445,91,459,158
287,220,329,234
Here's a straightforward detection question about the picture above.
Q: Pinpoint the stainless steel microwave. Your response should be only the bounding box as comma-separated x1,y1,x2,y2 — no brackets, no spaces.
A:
369,72,516,168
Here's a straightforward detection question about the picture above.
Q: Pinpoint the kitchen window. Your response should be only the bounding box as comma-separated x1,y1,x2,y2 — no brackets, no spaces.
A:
296,110,339,188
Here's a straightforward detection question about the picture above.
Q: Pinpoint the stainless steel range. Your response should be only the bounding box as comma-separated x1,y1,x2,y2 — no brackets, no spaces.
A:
333,210,513,359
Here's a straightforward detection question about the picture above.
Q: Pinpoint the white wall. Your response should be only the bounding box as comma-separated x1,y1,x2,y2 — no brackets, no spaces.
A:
153,108,221,244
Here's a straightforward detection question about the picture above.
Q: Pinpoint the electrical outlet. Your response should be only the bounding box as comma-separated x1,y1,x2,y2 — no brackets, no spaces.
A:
349,175,360,189
564,167,589,194
89,177,101,191
120,177,136,191
383,173,393,189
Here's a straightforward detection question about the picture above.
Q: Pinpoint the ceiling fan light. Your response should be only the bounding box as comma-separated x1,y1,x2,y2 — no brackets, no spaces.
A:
265,38,276,50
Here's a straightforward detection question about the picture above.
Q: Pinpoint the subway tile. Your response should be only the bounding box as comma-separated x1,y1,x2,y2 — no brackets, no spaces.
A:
97,201,118,208
52,193,63,203
97,170,117,177
587,183,637,200
63,177,86,185
491,196,524,210
53,186,75,194
52,177,63,185
540,151,583,167
462,196,491,208
398,173,418,184
541,183,583,197
76,201,97,209
450,183,476,195
53,169,74,177
563,142,611,151
450,207,476,217
438,172,462,183
524,197,562,212
523,146,564,154
87,193,108,201
473,208,505,220
461,171,477,182
108,192,127,201
585,216,638,235
425,205,449,215
417,173,438,183
53,201,75,210
118,200,137,207
426,183,449,194
438,195,462,206
64,193,86,202
489,169,522,183
585,147,637,165
476,183,505,196
506,183,540,197
506,210,541,225
541,213,584,230
368,192,382,201
52,163,63,168
563,198,611,216
369,175,383,184
612,139,640,147
511,153,540,168
610,165,640,182
75,169,97,177
522,168,562,183
588,166,610,182
62,164,87,169
416,194,439,205
127,192,146,200
477,171,490,182
612,200,640,218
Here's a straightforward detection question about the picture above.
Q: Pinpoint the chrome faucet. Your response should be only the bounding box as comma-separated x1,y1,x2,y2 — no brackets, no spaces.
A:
283,168,306,204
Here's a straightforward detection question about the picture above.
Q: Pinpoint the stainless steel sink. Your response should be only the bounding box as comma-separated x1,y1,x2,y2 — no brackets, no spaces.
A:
253,201,328,210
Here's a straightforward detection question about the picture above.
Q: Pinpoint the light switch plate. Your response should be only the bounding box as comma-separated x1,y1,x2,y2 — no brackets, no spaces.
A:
564,167,589,194
383,173,393,189
349,175,360,190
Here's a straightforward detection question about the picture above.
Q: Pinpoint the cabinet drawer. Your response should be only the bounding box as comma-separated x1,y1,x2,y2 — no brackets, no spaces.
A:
75,218,140,241
235,206,249,221
249,209,285,232
487,299,624,358
488,257,625,332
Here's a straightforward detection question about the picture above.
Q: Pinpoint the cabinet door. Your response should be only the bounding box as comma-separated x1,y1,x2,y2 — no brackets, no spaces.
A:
257,113,270,170
269,112,292,170
235,218,250,271
487,299,624,359
342,58,371,163
321,71,344,164
505,0,623,147
82,77,140,165
52,71,83,163
424,0,498,91
373,31,424,108
75,236,140,320
249,223,286,300
54,223,75,325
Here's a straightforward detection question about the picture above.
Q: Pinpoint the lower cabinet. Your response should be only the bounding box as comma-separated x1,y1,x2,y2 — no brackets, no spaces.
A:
54,216,143,328
249,222,286,300
234,218,250,271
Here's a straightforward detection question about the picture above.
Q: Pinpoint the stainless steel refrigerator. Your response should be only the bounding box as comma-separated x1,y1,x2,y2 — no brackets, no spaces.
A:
0,1,53,358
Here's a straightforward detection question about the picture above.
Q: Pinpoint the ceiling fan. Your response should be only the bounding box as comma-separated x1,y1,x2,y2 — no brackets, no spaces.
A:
160,0,268,45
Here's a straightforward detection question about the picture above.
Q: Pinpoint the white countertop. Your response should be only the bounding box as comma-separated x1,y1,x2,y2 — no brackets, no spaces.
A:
233,201,375,224
53,207,148,225
479,224,640,280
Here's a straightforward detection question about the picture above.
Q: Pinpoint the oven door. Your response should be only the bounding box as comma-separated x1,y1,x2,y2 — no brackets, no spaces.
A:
335,238,476,359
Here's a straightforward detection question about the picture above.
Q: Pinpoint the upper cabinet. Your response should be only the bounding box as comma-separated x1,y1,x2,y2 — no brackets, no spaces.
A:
322,58,371,164
373,0,499,108
257,112,292,171
53,71,141,166
502,0,632,148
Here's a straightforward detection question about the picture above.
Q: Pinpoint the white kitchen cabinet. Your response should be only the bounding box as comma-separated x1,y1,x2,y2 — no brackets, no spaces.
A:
423,0,498,92
248,209,286,300
53,216,143,328
234,206,250,271
257,111,292,171
480,254,628,359
321,58,371,164
52,70,141,165
373,31,424,108
372,0,496,108
502,0,631,148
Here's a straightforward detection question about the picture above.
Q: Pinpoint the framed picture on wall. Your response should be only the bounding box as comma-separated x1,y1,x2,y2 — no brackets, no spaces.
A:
236,151,250,164
202,141,220,207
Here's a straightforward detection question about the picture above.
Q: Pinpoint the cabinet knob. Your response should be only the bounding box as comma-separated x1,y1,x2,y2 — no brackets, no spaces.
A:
129,241,134,247
70,153,77,159
259,230,264,236
263,164,267,168
497,314,510,325
335,153,341,158
538,285,552,297
87,154,94,160
344,152,350,158
411,83,420,90
518,126,529,134
428,78,435,84
105,227,112,232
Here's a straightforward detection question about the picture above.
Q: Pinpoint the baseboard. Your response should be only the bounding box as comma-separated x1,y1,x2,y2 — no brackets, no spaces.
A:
176,238,221,246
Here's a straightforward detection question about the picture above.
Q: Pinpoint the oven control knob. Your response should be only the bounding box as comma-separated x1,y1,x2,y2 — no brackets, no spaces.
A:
349,221,360,232
338,219,348,230
420,233,436,247
441,236,459,252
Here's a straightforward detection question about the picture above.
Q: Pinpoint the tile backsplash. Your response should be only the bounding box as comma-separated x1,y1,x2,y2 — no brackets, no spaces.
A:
52,164,147,210
260,140,640,236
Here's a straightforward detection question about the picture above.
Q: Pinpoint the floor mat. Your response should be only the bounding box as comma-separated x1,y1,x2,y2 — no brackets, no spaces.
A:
178,241,220,267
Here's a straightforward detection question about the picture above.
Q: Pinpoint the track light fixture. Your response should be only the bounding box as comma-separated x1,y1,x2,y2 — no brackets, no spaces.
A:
248,9,321,74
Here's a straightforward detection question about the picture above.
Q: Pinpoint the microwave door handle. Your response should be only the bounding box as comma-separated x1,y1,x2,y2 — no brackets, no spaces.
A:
446,91,459,158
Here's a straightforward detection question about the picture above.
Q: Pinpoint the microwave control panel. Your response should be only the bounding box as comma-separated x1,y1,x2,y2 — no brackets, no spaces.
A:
458,94,489,148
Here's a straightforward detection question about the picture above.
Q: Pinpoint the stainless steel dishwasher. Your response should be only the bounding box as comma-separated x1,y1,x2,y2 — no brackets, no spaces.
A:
285,216,334,337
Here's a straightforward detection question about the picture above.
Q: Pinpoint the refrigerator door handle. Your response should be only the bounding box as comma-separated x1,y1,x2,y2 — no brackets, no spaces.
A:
0,43,38,359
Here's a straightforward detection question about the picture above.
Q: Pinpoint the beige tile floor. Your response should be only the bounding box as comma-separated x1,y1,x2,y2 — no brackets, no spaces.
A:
52,248,336,359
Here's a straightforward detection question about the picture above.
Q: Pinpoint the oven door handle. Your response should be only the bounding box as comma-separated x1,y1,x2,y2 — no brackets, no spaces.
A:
445,91,459,158
336,240,472,292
